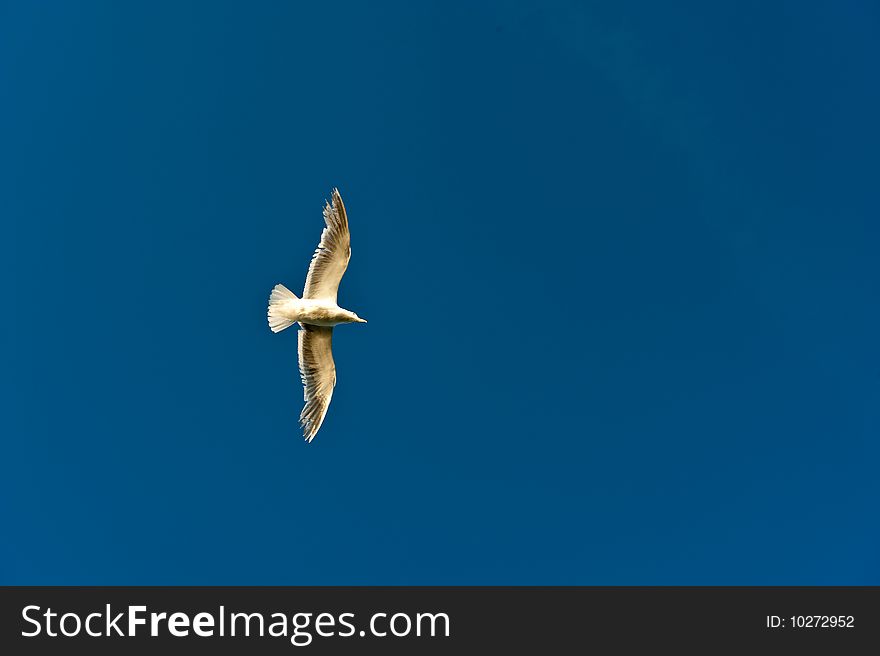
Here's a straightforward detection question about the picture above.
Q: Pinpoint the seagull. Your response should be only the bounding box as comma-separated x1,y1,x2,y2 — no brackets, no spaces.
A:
267,188,367,442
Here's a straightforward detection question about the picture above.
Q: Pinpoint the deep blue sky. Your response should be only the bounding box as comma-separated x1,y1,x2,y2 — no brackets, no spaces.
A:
2,1,878,584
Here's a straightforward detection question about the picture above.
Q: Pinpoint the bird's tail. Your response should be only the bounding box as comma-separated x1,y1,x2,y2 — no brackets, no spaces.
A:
267,284,299,333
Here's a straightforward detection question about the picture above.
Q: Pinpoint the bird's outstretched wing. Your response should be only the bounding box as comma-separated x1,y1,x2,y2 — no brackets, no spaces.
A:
297,324,336,442
303,188,351,301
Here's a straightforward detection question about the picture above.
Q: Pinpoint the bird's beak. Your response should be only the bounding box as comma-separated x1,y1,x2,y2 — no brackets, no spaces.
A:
356,317,367,323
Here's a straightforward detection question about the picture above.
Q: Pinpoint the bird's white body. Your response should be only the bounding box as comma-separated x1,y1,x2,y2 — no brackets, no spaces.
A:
267,188,366,442
273,297,364,327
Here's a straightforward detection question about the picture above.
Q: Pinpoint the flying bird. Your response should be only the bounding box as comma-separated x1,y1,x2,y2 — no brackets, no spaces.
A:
267,188,367,442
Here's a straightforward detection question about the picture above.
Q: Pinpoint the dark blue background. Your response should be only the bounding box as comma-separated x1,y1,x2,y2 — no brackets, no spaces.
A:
2,1,878,584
